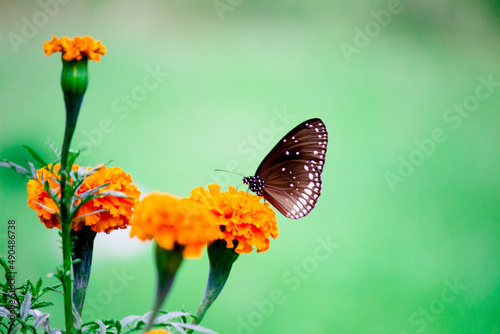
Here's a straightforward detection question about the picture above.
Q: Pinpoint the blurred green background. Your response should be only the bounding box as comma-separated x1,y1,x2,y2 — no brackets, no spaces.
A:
1,0,499,333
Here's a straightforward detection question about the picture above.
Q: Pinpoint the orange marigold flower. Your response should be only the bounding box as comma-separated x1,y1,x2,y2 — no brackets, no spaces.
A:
144,330,170,334
130,193,221,258
189,183,278,254
27,163,140,233
43,36,106,62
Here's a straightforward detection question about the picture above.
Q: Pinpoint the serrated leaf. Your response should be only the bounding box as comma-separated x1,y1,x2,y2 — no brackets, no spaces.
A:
20,291,32,321
74,183,110,201
154,312,192,324
30,309,50,329
77,166,87,180
172,322,219,334
137,311,152,325
10,324,19,334
0,160,30,176
35,278,43,296
95,319,106,334
27,279,35,291
120,315,141,328
168,322,187,334
33,201,57,213
113,319,122,333
72,209,108,222
31,301,54,309
97,190,132,199
23,145,48,167
0,306,11,317
26,160,38,179
41,284,63,296
67,150,81,168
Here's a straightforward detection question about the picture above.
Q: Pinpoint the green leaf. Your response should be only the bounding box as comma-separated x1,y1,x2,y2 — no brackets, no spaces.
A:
120,315,141,328
0,160,31,177
35,278,43,296
74,183,110,201
67,150,81,168
30,309,50,330
22,145,48,167
20,291,32,321
26,160,38,179
96,319,106,334
26,280,35,295
0,306,11,317
170,322,219,334
31,301,54,309
155,311,191,323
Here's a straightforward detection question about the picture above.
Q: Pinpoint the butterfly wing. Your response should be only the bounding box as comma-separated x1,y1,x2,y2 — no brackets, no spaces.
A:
256,118,327,219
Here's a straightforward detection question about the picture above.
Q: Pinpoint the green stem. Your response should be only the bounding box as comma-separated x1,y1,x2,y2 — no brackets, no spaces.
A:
61,203,74,334
60,117,76,334
59,70,85,334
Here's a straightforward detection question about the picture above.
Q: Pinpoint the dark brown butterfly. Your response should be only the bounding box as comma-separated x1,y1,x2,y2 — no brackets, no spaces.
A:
243,118,327,219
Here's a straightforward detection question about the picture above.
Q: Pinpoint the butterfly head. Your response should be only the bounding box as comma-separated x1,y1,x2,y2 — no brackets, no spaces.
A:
243,176,265,196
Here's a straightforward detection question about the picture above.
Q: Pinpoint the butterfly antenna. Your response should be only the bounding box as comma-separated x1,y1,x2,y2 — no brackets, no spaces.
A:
214,169,246,177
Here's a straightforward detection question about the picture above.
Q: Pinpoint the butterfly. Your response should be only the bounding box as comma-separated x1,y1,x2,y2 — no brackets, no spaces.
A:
243,118,327,219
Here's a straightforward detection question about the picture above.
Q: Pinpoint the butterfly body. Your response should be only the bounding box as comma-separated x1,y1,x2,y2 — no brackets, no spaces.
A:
244,118,328,219
242,176,265,196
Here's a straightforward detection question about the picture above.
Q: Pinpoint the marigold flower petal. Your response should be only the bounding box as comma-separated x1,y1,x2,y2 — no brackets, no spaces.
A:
43,36,106,62
27,163,139,233
144,330,170,334
130,193,221,258
189,183,278,254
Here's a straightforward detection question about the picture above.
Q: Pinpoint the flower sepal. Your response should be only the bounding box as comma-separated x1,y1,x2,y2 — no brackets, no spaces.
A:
61,58,88,105
193,239,240,325
145,243,184,331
